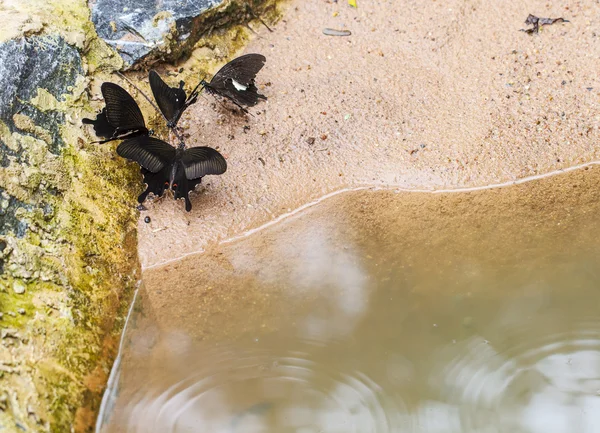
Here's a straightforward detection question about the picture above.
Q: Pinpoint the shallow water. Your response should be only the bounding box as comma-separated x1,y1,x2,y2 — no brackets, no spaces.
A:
100,166,600,433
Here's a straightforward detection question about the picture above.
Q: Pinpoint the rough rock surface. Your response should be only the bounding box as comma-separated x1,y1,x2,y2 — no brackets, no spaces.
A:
0,36,82,128
90,0,275,68
0,8,139,433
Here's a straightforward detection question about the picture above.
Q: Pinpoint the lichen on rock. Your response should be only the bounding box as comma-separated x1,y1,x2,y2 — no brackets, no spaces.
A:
0,25,139,433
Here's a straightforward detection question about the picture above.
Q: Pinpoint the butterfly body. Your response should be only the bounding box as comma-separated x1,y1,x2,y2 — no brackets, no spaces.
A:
149,70,200,130
117,136,226,211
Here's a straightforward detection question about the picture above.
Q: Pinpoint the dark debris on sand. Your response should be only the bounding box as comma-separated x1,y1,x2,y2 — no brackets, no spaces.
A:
521,14,569,34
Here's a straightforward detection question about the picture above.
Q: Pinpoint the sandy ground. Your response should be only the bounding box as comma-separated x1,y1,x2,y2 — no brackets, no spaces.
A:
137,0,600,269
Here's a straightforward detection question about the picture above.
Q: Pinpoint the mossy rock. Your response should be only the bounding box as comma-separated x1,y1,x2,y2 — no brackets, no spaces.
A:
0,0,283,430
0,25,139,433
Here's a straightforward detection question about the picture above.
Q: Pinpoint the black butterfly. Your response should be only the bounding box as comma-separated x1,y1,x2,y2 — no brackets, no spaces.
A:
148,70,201,129
201,54,267,112
116,136,227,211
82,82,149,143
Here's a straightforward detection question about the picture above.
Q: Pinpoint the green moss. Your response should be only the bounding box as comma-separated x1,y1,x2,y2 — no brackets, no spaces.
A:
0,281,35,328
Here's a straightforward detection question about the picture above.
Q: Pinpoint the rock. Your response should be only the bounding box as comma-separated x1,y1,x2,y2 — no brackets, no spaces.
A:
0,35,83,247
0,28,139,432
91,0,223,66
91,0,222,67
0,188,30,238
90,0,273,68
1,328,18,339
0,35,83,155
12,281,26,294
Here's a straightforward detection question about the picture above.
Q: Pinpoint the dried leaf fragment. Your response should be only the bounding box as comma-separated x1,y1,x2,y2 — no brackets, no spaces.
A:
323,28,352,36
521,14,569,34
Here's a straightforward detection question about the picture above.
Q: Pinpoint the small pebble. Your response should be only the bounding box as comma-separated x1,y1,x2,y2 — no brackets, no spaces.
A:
17,308,25,315
13,281,26,294
1,328,17,339
144,216,151,224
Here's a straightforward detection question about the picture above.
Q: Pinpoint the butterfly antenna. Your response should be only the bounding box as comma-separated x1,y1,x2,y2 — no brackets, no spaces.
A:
244,23,262,38
188,79,204,100
245,4,273,32
114,71,166,121
197,78,213,103
170,127,186,144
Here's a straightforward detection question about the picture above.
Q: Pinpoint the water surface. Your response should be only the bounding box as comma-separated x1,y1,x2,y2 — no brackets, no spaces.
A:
101,166,600,433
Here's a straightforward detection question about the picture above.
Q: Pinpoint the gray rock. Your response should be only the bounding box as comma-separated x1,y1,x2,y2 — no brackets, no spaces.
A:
90,0,270,68
0,35,83,155
0,188,31,238
91,0,223,66
0,35,82,241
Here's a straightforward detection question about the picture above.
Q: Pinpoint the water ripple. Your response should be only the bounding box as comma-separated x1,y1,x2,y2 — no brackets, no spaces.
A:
116,344,409,433
426,327,600,433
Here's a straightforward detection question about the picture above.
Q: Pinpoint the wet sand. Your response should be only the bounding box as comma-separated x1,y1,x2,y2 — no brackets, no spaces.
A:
138,0,600,268
141,163,600,338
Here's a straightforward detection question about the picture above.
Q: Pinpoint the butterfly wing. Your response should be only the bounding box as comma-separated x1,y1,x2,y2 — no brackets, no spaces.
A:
181,147,227,179
82,108,116,139
210,54,266,87
101,82,147,131
173,176,203,212
138,167,170,204
172,147,227,212
138,165,199,211
149,70,188,125
207,54,267,107
116,136,176,173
